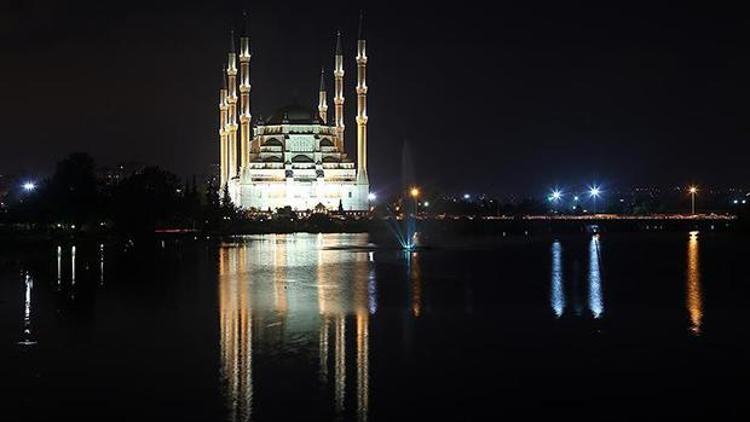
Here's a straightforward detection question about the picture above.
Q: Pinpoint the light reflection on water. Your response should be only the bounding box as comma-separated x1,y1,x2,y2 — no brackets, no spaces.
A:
218,233,372,422
589,235,603,319
687,232,703,335
551,240,564,318
549,235,604,319
18,271,36,346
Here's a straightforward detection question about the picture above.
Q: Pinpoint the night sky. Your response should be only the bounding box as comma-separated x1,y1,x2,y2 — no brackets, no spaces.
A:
2,1,748,196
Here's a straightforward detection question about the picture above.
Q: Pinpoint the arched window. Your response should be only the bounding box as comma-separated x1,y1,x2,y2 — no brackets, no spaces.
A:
262,155,282,162
292,155,314,163
263,138,283,147
320,138,334,147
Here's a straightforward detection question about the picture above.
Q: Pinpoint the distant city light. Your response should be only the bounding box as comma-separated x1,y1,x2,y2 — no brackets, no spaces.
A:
410,187,420,198
573,196,579,201
463,193,470,200
733,199,739,204
689,186,698,194
549,189,562,201
22,182,36,192
368,192,376,201
423,201,430,207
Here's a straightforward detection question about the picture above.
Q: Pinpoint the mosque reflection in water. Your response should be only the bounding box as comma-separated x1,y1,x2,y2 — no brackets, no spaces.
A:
218,234,380,422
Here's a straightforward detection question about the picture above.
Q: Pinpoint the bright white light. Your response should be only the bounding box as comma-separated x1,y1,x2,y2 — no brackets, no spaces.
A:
589,186,601,198
734,199,739,204
367,192,376,201
463,194,470,200
23,182,36,192
423,201,429,207
550,189,562,201
574,196,579,201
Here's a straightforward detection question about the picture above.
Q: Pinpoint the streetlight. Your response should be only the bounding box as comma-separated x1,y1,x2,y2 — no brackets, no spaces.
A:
689,186,698,215
23,182,36,192
589,186,600,198
549,189,562,202
589,185,601,213
368,192,377,202
410,187,420,217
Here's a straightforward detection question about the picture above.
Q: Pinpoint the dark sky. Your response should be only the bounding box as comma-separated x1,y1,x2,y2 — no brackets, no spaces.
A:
2,1,749,196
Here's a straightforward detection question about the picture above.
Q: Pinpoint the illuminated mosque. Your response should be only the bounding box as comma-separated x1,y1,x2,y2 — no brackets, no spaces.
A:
217,14,370,211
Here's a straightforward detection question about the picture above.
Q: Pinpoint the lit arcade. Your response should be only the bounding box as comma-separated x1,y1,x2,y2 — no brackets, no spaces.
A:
217,14,370,211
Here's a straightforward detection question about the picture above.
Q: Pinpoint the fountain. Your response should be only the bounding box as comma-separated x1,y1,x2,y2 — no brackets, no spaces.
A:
383,141,419,250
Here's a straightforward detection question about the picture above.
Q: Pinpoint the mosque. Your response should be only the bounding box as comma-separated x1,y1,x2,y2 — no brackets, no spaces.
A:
217,14,370,211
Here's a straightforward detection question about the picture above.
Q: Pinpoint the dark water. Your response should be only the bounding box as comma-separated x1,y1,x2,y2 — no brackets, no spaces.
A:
2,232,750,421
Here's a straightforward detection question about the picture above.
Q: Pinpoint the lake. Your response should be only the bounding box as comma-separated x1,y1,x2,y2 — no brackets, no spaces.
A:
2,232,749,421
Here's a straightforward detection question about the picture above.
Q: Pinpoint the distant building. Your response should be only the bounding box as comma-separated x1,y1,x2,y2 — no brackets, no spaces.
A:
217,13,370,211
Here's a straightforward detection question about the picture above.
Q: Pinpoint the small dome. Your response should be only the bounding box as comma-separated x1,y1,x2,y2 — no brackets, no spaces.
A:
266,104,322,125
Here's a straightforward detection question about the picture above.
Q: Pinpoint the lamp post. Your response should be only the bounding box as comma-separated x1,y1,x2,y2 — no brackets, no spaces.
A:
689,186,697,215
410,187,419,216
589,185,601,213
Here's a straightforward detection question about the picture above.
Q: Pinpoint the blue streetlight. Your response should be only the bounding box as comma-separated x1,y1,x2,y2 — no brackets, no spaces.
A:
588,185,601,213
22,182,36,192
549,189,562,202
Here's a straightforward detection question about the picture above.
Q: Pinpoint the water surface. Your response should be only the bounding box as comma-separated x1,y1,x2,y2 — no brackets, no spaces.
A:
2,232,750,420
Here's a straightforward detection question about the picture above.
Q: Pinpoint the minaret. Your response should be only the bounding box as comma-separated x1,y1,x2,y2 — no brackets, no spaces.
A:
239,13,252,173
226,30,239,180
334,30,345,151
318,67,328,123
355,12,369,185
219,68,229,188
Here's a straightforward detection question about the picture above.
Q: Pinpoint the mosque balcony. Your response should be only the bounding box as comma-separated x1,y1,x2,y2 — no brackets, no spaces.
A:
250,162,284,170
259,152,283,160
291,164,316,171
322,162,355,169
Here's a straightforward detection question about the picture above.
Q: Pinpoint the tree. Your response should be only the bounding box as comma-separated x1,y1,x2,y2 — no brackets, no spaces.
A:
46,152,100,225
111,166,181,233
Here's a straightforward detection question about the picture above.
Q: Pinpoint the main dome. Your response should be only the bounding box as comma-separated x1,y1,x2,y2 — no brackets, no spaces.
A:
265,104,323,125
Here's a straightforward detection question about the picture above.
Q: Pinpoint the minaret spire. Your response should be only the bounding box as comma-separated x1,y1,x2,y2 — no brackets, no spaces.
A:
219,66,229,188
226,29,239,182
333,30,345,151
355,11,369,186
239,12,252,176
318,66,328,123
